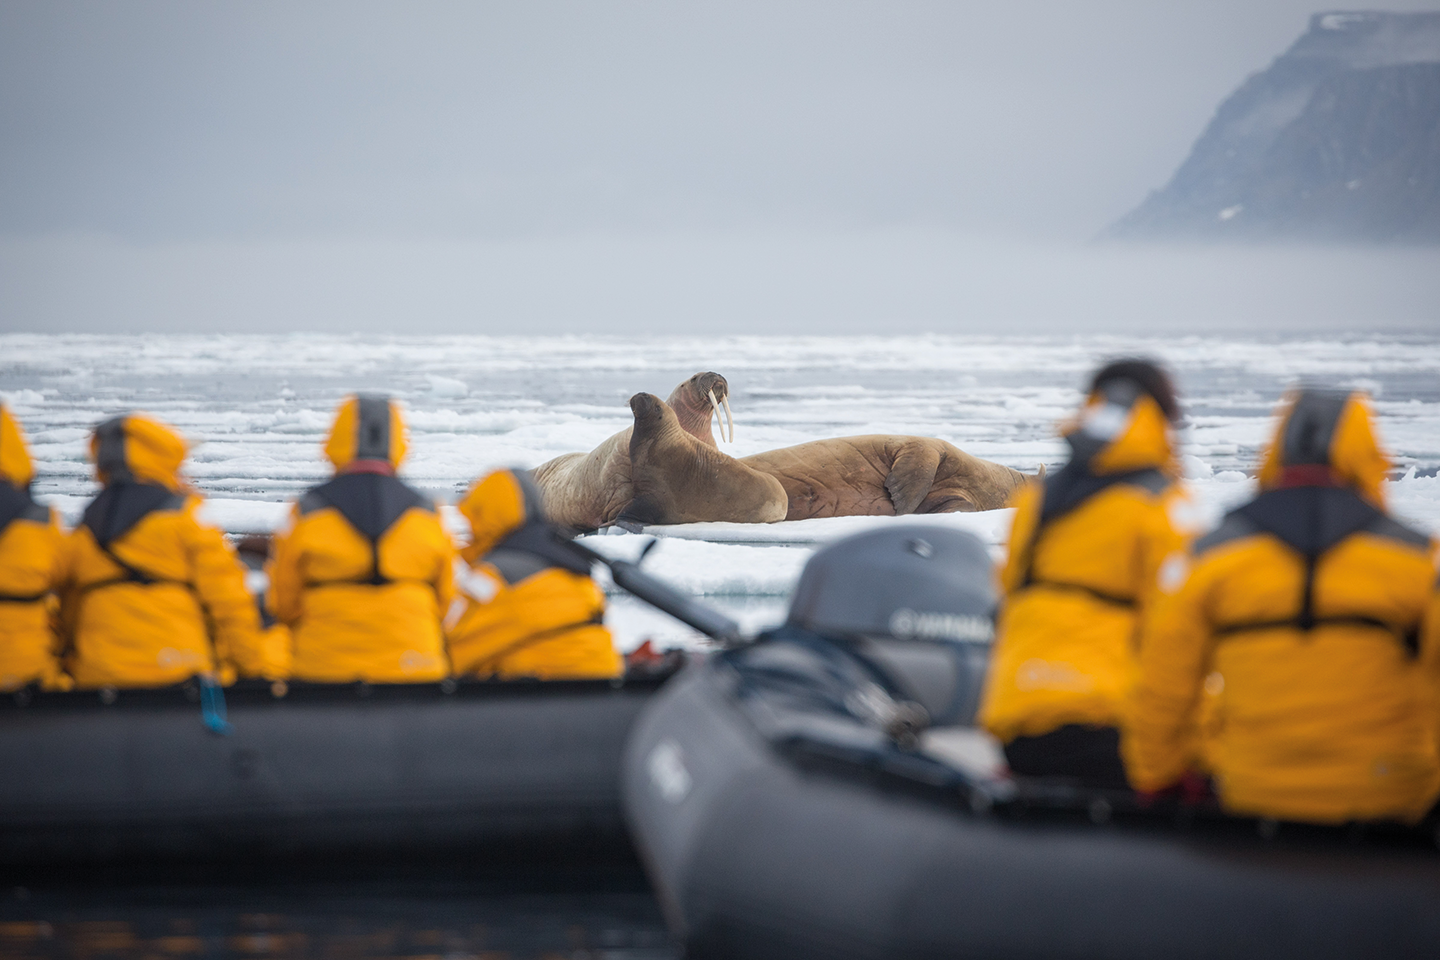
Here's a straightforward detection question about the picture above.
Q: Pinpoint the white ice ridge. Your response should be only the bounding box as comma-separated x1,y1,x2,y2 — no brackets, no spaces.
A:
617,510,1014,547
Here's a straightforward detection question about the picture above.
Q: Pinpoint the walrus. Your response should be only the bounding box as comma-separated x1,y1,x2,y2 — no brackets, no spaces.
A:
740,437,1035,520
621,392,788,526
531,371,735,532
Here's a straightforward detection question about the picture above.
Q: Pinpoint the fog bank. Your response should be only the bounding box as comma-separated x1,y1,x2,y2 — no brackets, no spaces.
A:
2,232,1435,336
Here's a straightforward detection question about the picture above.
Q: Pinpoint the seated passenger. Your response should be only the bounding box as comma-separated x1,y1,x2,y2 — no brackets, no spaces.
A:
268,396,453,683
60,414,275,688
0,404,68,691
978,359,1195,788
1126,388,1440,824
446,469,621,680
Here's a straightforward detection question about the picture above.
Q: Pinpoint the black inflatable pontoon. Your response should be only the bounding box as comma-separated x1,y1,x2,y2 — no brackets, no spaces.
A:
0,675,672,865
621,526,1440,960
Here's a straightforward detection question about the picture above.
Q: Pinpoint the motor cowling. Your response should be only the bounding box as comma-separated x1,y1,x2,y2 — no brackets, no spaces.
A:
784,526,997,726
787,526,996,640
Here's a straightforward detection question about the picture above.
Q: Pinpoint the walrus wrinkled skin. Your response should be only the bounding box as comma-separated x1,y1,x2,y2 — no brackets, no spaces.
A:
622,393,788,526
740,436,1032,520
531,372,731,532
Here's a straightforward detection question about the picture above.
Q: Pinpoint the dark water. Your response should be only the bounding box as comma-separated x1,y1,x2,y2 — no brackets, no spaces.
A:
0,857,676,960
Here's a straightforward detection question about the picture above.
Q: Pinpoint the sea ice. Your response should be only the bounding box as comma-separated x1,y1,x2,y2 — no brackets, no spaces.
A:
4,333,1437,650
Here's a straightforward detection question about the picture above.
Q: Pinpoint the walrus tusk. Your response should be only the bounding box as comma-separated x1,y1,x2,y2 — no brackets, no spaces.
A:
708,390,725,443
709,389,735,444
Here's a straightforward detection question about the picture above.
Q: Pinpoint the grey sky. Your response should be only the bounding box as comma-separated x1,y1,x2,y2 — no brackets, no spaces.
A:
2,1,1438,333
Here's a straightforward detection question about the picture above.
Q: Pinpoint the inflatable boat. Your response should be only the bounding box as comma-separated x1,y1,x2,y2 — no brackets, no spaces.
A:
0,531,717,867
621,526,1440,960
0,673,677,866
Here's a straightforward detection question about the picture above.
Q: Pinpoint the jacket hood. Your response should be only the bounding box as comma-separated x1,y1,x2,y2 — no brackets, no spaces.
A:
0,404,34,488
324,395,408,471
89,414,189,490
457,469,546,563
1257,388,1389,507
1060,379,1175,476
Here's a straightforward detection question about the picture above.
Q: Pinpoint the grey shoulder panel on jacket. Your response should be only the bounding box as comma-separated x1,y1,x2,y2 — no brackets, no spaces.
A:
298,490,329,516
1125,469,1172,496
21,502,51,523
1364,514,1432,550
485,548,550,585
1194,511,1261,555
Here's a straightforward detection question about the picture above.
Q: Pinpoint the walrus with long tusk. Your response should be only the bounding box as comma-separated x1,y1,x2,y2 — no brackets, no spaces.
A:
739,437,1037,521
621,393,788,527
531,371,736,532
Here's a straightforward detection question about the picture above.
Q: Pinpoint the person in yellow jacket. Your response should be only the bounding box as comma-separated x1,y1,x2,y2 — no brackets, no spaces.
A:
446,469,621,680
1125,387,1440,824
268,395,454,683
60,414,277,688
0,404,68,691
978,359,1197,788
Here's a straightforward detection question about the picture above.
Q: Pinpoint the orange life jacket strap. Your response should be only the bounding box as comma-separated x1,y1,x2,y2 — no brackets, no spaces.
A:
461,614,606,677
302,576,434,589
1020,579,1135,609
1213,615,1419,656
77,574,194,596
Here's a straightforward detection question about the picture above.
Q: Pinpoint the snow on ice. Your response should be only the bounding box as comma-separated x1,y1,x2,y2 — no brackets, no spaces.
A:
3,333,1438,650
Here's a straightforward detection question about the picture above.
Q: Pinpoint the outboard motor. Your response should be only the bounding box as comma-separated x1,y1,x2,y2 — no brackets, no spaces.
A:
783,526,996,726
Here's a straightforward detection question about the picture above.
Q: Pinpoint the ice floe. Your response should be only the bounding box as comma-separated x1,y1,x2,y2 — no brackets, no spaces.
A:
4,333,1437,650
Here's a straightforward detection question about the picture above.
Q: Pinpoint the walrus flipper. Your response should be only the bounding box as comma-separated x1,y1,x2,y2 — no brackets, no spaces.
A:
884,441,942,515
615,497,663,531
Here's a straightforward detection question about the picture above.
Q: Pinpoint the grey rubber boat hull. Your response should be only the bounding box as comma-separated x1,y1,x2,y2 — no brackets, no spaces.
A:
622,661,1440,960
1,677,664,865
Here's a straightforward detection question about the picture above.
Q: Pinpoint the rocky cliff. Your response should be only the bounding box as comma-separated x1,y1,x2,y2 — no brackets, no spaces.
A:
1106,12,1440,243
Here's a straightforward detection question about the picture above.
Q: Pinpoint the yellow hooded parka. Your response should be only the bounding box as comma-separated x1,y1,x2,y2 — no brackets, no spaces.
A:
979,380,1197,743
268,396,454,683
446,469,620,680
60,414,274,688
0,404,68,691
1125,389,1440,824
